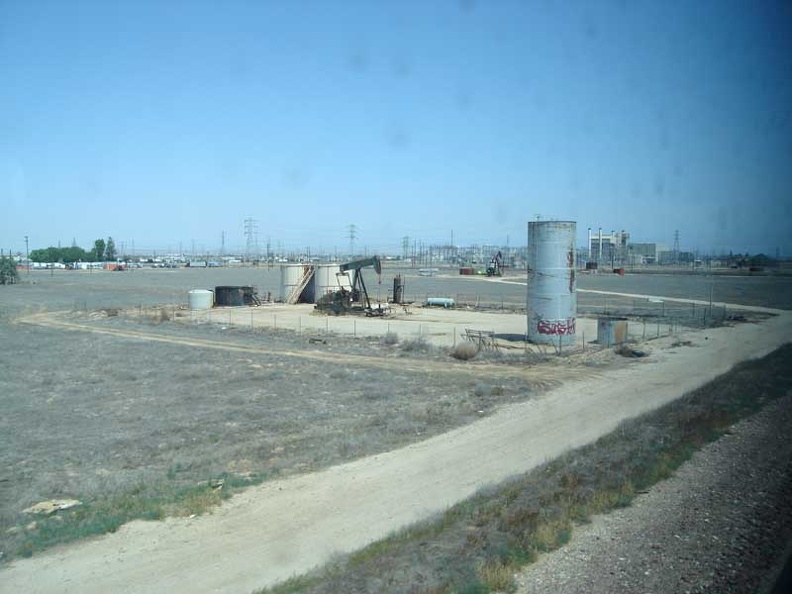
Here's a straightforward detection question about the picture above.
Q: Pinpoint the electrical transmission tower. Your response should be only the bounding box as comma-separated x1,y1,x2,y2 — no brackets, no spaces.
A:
673,229,680,265
244,218,258,260
348,224,357,258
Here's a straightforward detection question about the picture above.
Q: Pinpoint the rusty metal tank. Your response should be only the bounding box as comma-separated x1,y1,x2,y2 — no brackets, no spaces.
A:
597,317,629,346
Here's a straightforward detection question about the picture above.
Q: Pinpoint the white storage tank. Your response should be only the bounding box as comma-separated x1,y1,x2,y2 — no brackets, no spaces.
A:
310,264,352,303
280,264,308,302
188,289,214,310
526,221,577,345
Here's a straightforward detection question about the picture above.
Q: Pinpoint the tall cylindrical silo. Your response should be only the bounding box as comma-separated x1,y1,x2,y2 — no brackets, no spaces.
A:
526,221,577,345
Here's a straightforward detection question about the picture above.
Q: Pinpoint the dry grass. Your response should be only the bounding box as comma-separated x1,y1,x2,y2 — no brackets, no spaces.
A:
451,342,479,360
399,337,433,353
0,317,537,561
477,559,517,592
256,344,792,594
151,307,171,324
380,331,399,346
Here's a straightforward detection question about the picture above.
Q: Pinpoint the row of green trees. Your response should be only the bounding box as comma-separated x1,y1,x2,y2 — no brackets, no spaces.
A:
29,237,116,264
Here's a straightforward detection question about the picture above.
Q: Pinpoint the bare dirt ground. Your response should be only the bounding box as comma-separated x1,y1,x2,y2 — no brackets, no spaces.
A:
2,295,789,593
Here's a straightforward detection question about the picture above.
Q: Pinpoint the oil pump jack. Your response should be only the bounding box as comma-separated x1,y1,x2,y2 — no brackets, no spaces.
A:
339,256,382,309
486,251,503,276
315,256,386,315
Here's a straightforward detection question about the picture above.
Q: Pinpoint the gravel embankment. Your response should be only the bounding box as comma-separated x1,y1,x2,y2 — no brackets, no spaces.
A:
517,393,792,594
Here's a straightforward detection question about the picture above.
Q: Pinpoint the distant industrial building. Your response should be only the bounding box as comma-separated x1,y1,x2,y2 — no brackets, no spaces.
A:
587,228,630,266
585,228,676,266
629,242,670,264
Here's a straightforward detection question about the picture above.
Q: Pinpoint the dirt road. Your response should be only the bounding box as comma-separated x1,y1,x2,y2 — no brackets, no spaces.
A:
3,310,790,594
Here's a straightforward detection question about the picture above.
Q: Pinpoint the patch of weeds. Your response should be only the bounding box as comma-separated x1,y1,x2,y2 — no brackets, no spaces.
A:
477,559,517,593
329,368,352,380
259,574,323,594
170,483,224,517
166,462,187,480
588,481,635,513
15,490,165,557
380,332,399,346
362,389,387,401
472,383,505,398
456,580,489,594
337,437,365,458
150,308,171,325
9,471,269,561
451,342,479,360
529,518,573,552
399,337,432,353
476,349,508,363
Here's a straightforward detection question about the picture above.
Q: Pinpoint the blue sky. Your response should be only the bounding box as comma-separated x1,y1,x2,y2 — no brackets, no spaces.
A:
1,0,790,256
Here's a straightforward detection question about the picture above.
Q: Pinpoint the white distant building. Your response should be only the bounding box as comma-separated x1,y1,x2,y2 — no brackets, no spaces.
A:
587,229,630,266
629,242,670,264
